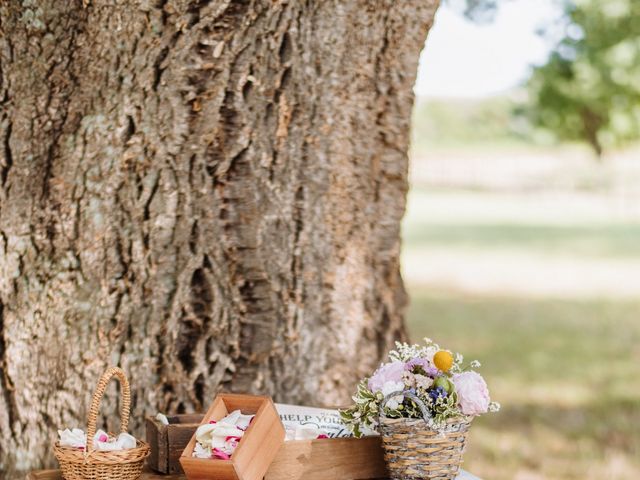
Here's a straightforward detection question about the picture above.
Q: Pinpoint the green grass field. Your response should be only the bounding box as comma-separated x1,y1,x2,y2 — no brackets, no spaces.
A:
405,220,640,259
403,144,640,479
407,291,640,479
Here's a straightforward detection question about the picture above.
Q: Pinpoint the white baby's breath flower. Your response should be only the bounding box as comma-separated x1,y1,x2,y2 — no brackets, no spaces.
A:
470,360,481,368
424,346,437,362
402,371,416,388
489,401,501,413
414,374,433,390
390,340,443,362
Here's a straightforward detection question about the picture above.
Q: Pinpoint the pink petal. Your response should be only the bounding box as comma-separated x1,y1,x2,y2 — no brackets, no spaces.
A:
98,434,108,442
225,436,242,442
211,448,231,460
209,420,217,424
317,434,329,439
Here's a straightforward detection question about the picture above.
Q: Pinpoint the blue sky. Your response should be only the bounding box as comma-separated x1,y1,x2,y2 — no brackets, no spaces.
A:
414,0,563,98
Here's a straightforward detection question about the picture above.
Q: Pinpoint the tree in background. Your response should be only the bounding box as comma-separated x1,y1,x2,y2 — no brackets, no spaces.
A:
449,0,640,156
451,0,499,23
0,0,438,475
527,0,640,156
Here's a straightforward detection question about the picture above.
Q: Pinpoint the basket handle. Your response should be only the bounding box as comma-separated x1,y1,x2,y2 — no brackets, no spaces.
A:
379,390,432,426
86,366,131,453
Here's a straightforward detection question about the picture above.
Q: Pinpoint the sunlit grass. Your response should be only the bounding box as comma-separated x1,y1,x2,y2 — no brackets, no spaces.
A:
402,140,640,478
407,289,640,480
404,222,640,259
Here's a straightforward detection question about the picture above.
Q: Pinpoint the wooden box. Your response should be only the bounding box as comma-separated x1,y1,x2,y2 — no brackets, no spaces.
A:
146,414,202,474
146,409,388,480
266,436,386,480
180,394,285,480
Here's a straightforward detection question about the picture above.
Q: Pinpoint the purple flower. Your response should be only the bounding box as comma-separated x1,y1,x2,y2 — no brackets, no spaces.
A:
406,358,439,377
452,371,490,416
428,387,447,402
405,358,428,370
368,361,406,393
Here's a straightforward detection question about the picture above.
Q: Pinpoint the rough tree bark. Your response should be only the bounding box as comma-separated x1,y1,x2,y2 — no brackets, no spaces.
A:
0,0,438,474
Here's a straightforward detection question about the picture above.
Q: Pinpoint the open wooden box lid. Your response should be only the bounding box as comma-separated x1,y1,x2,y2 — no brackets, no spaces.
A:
180,394,285,480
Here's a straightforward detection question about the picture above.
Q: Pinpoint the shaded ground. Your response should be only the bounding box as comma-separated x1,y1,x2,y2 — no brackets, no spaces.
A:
403,145,640,479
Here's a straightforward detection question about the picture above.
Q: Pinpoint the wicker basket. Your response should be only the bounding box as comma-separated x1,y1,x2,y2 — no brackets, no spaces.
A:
378,391,472,480
53,366,150,480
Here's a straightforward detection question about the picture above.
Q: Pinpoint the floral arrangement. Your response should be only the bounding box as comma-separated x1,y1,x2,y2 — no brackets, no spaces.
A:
340,339,500,436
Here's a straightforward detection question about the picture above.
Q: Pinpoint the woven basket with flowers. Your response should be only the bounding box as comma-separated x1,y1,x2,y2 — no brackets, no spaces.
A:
53,366,150,480
341,339,500,480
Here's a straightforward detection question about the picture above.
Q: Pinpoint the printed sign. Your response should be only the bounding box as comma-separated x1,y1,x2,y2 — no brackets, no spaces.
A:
275,403,377,438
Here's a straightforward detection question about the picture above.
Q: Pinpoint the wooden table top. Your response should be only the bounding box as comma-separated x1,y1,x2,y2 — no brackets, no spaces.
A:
27,468,183,480
27,468,481,480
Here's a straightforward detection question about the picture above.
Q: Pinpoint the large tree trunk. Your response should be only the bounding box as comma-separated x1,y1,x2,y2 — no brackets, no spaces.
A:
0,0,438,474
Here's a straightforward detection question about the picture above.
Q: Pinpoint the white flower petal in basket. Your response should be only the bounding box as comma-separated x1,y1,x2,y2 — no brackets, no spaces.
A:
116,432,137,449
93,431,137,451
57,428,86,448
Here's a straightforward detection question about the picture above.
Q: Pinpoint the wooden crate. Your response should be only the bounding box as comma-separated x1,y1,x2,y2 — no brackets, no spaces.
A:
146,411,387,480
266,436,387,480
180,394,285,480
146,413,202,474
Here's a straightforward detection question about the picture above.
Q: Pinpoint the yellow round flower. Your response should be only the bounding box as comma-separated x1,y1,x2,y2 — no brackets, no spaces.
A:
433,350,453,372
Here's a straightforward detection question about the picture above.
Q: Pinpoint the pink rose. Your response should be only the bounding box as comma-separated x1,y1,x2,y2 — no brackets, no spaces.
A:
452,371,490,416
368,361,406,393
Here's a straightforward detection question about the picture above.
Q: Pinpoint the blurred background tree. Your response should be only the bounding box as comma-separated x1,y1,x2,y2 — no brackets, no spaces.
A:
444,0,640,157
528,0,640,157
450,0,500,23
